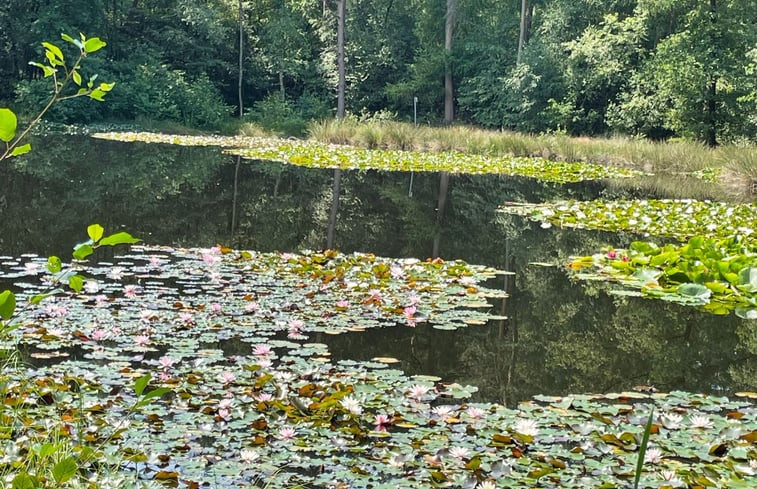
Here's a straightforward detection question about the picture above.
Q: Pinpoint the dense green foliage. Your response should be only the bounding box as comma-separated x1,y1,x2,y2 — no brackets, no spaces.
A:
1,0,755,141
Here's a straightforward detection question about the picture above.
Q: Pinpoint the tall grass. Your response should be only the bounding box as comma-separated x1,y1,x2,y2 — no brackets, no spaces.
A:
307,119,757,200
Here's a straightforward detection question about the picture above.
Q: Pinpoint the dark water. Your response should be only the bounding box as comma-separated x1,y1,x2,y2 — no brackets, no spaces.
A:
1,135,754,405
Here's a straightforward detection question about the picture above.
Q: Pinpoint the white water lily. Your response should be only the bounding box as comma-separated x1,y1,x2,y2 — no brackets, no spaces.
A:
514,418,539,437
690,414,714,429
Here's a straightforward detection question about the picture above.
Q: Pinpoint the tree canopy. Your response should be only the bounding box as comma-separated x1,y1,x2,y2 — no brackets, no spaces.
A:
1,0,755,143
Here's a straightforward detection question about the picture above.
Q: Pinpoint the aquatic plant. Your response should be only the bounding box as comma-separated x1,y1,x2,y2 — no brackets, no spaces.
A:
499,199,756,241
91,132,643,184
568,236,757,317
1,245,755,487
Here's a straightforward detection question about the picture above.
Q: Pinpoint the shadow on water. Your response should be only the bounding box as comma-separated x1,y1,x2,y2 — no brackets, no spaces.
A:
2,135,755,405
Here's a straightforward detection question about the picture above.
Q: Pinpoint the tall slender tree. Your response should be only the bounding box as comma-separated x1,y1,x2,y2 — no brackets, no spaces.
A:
444,0,456,123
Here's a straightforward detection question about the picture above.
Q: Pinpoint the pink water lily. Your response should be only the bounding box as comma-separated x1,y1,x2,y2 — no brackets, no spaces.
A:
123,285,138,298
134,335,150,347
278,427,296,440
158,356,176,369
91,329,109,342
252,344,272,356
217,371,236,384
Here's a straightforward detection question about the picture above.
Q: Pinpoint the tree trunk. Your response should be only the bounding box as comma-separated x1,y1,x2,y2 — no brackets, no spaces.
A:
517,0,529,64
705,0,718,147
444,0,456,124
279,71,285,98
238,0,244,118
337,0,346,119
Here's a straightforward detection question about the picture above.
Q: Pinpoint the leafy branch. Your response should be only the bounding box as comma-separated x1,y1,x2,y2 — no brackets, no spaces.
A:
0,33,115,162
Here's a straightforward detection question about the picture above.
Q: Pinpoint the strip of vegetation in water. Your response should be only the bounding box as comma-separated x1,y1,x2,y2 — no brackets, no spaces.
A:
92,131,643,183
499,199,756,241
2,245,755,488
500,199,757,317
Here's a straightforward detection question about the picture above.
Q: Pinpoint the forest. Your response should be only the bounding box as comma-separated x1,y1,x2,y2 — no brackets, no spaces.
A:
1,0,755,145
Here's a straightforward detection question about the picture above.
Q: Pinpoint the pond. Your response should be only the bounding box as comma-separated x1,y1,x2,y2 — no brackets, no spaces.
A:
1,135,755,488
1,135,754,405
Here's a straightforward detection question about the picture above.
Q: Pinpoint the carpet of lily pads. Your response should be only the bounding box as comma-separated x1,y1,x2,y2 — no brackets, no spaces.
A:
500,199,757,317
499,199,756,241
1,246,756,488
91,132,643,184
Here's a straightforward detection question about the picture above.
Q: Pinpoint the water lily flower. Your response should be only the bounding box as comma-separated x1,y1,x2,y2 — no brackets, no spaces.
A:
374,414,392,428
336,299,349,309
134,335,150,347
252,344,272,357
477,481,496,489
448,446,470,459
217,371,236,384
158,356,176,369
408,293,421,306
407,384,430,400
645,447,663,464
254,393,273,402
403,305,417,319
108,267,124,280
123,284,138,298
690,414,714,429
91,329,109,342
45,303,68,317
390,265,404,279
149,255,162,267
245,302,260,312
466,406,486,420
341,396,362,415
662,412,683,429
431,405,455,419
217,408,231,421
606,250,618,259
210,303,222,313
514,418,539,437
659,470,684,486
179,312,194,324
278,427,296,440
84,280,100,294
240,449,260,463
202,253,220,266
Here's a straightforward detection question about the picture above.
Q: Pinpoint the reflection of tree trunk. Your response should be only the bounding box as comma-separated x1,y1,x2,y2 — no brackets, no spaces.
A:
444,0,456,124
273,170,282,197
327,169,341,249
432,172,450,257
230,155,242,238
238,0,244,117
337,0,346,119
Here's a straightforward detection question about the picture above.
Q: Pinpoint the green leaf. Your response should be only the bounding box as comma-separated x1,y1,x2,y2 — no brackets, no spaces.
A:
83,37,107,54
41,42,64,62
634,408,654,489
60,33,75,44
738,267,757,292
37,442,58,458
52,457,78,484
89,89,106,102
135,387,172,408
677,283,712,300
87,224,104,242
30,289,65,305
68,274,84,293
11,472,37,489
99,81,116,92
0,107,17,142
72,70,82,86
99,232,140,246
72,243,94,261
134,374,151,397
46,256,62,274
28,61,56,77
11,143,31,156
0,290,16,320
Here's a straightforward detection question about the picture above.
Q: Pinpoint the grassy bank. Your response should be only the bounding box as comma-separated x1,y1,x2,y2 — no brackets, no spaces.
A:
306,119,757,201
